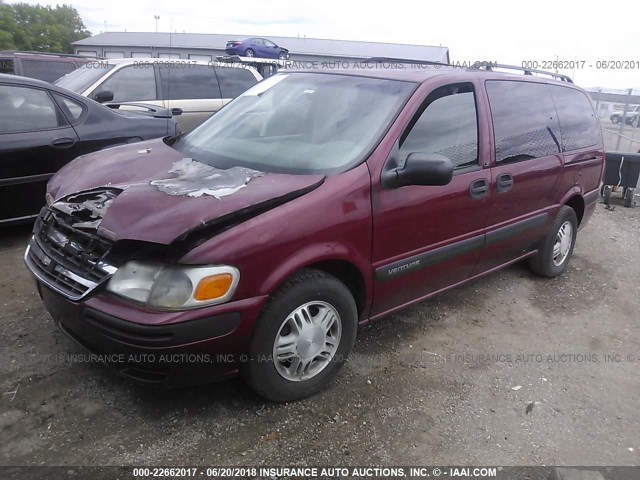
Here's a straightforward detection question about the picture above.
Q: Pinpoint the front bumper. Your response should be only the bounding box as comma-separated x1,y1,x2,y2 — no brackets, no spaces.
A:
36,282,267,387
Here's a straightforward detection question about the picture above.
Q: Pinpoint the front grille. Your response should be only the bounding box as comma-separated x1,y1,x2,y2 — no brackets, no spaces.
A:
25,208,116,300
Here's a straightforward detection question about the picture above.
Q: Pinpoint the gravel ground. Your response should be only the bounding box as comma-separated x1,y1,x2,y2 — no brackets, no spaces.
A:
1,200,639,470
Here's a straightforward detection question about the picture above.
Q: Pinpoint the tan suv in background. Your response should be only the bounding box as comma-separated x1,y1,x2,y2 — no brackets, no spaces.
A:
55,59,262,131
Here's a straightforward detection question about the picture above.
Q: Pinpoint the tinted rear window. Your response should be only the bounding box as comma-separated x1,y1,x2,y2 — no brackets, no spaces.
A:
549,85,600,151
158,64,221,100
20,59,78,82
0,58,14,74
217,67,258,98
486,80,561,163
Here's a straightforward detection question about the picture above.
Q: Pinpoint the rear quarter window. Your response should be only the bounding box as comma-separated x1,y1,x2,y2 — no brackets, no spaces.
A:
486,80,561,163
158,64,220,100
549,85,601,151
216,67,259,99
0,58,15,74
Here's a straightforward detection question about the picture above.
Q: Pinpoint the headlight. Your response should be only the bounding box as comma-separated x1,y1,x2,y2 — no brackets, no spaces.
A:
106,261,239,310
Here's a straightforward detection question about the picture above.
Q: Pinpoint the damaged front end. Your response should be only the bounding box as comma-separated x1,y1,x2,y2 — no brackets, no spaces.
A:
25,193,118,301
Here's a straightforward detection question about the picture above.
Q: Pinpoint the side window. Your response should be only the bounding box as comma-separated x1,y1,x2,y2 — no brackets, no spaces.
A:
158,65,221,100
400,83,479,170
486,80,561,163
53,93,85,121
252,39,264,46
217,67,259,99
97,66,157,102
263,39,276,47
0,85,62,133
19,59,76,83
549,86,600,151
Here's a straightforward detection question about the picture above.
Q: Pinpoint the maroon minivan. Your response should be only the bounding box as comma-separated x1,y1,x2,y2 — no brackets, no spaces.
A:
25,65,604,401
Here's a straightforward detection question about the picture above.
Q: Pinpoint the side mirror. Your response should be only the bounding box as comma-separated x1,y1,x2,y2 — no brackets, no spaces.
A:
387,153,454,188
93,90,114,103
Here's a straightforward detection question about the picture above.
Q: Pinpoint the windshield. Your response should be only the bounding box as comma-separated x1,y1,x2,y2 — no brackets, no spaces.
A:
173,72,417,174
55,63,114,93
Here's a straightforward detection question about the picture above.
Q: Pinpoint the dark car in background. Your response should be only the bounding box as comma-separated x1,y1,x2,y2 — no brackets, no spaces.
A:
225,38,289,59
0,51,94,83
0,74,179,224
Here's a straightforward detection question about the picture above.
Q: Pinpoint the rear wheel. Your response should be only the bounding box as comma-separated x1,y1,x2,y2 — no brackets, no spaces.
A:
245,48,255,57
603,185,612,205
242,269,357,402
528,206,578,278
624,187,635,207
611,116,620,124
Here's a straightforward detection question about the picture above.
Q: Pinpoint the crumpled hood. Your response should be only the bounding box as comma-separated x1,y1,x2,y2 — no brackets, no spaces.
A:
48,138,325,244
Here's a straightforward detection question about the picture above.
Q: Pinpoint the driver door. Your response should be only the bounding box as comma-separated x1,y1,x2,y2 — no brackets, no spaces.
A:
370,81,492,316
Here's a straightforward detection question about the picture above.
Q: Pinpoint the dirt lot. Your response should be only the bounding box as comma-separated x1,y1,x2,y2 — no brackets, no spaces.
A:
1,199,639,469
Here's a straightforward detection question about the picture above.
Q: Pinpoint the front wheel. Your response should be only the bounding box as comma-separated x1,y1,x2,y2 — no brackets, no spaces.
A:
242,269,357,402
611,116,620,124
278,51,287,60
528,206,578,278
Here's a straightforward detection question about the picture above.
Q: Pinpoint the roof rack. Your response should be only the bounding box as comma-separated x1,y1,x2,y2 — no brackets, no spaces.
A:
367,56,453,67
215,55,287,66
0,50,99,59
469,61,573,83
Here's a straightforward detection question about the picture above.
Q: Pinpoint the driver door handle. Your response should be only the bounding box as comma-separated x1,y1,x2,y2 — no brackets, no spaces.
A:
51,137,76,149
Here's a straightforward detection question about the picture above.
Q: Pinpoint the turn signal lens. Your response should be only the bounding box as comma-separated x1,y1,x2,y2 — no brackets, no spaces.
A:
194,273,233,301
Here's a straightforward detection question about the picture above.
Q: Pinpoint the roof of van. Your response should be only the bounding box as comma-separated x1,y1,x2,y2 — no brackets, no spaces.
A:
282,66,578,87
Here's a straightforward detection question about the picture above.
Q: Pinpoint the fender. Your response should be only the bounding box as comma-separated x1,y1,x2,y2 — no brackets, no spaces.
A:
257,241,374,320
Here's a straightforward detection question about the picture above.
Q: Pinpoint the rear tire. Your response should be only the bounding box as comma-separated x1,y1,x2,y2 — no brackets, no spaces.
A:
245,48,255,57
624,187,635,207
603,185,612,205
528,206,578,278
242,269,357,402
611,116,620,124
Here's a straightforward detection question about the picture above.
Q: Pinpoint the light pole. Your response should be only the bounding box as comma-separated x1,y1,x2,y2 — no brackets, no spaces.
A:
154,15,160,32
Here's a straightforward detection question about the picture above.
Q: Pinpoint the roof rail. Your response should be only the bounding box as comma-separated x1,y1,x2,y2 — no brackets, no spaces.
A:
215,55,286,66
469,61,573,83
366,57,453,67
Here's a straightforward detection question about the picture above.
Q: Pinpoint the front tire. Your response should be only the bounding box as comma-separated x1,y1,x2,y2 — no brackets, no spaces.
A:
278,51,287,60
242,269,357,402
611,116,620,124
528,206,578,278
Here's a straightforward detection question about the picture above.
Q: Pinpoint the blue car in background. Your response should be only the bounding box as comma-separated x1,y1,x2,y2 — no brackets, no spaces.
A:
225,38,289,59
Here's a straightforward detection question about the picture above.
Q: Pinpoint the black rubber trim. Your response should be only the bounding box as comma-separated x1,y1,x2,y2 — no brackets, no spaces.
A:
584,188,599,204
376,235,485,281
81,307,242,348
0,172,54,187
485,212,549,246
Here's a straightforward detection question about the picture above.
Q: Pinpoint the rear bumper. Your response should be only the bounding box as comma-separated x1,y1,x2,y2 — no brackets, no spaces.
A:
37,282,266,387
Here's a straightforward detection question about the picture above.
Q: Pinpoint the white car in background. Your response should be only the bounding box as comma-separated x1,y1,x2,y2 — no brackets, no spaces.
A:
55,58,262,132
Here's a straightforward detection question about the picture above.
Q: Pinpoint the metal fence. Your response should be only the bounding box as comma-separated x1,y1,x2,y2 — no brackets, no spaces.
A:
593,87,640,152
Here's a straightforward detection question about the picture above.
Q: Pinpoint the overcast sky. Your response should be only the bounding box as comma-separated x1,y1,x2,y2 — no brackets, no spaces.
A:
13,0,640,88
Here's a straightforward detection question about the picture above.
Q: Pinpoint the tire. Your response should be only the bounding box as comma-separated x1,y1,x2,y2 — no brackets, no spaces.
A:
245,48,255,57
242,269,357,402
603,185,612,205
624,187,635,207
611,116,620,124
528,206,578,278
278,51,287,60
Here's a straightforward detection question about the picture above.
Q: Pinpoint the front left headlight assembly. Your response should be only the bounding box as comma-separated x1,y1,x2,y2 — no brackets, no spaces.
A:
106,261,240,310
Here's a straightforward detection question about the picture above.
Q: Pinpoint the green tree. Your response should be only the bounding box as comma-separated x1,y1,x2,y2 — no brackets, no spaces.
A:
0,2,91,53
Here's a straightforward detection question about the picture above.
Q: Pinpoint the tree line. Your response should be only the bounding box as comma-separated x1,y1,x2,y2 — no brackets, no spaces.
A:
0,1,91,54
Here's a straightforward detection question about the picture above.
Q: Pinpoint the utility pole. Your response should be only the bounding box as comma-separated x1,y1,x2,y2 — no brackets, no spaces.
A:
154,15,160,32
